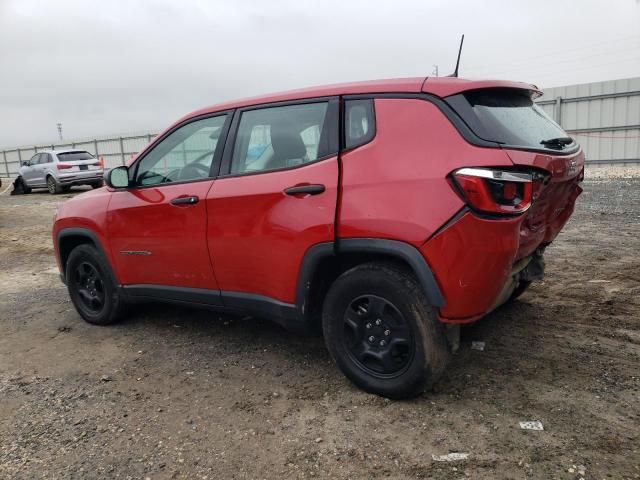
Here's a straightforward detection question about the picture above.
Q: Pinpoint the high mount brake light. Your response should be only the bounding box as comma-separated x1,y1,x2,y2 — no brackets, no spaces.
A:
56,163,72,170
452,168,537,215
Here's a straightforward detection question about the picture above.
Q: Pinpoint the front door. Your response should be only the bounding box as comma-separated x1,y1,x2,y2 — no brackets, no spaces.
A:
107,113,231,293
206,99,339,304
22,154,41,186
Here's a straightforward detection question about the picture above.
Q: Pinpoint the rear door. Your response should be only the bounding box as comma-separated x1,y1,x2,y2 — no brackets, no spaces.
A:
107,113,231,297
206,98,339,305
37,153,53,184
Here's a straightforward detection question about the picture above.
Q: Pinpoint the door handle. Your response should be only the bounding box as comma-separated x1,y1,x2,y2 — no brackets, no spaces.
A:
284,184,325,196
170,195,199,206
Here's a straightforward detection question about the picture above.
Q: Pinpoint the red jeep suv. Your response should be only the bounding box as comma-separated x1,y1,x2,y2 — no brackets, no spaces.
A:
53,77,583,398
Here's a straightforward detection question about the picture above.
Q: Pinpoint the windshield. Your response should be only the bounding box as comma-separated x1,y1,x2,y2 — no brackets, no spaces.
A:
446,88,574,151
57,151,95,162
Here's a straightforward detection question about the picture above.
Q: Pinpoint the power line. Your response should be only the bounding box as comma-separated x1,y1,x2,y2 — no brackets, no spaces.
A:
468,33,640,72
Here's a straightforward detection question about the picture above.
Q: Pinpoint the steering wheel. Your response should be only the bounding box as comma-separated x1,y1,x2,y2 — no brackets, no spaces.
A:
179,162,210,180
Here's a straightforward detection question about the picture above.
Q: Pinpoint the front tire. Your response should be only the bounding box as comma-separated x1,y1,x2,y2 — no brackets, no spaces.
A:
322,262,449,399
66,244,124,325
12,176,31,194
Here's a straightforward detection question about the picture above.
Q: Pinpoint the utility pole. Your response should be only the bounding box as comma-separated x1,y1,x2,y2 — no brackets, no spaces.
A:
432,65,439,77
56,123,63,141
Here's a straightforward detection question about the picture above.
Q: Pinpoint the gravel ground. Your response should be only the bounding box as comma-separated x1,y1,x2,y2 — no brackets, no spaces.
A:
0,180,639,480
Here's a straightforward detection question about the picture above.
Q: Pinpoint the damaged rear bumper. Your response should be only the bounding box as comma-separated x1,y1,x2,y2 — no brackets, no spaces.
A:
421,211,547,325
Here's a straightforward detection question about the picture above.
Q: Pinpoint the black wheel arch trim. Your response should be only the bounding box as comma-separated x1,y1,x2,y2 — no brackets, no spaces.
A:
296,238,446,323
56,227,119,285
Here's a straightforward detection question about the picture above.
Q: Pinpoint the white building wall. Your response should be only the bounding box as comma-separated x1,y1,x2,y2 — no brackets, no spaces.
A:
537,77,640,164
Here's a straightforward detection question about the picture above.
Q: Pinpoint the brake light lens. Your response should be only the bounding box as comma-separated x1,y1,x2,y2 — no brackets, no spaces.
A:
56,163,72,170
452,168,537,215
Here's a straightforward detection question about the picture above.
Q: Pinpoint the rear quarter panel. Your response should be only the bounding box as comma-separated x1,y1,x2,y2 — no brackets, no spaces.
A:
338,98,514,245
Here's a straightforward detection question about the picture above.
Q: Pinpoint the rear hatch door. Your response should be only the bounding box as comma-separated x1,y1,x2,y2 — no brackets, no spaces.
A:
444,87,584,257
56,151,102,174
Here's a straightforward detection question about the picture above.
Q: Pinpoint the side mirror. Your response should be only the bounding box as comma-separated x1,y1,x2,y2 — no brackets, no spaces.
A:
105,166,130,189
22,161,29,167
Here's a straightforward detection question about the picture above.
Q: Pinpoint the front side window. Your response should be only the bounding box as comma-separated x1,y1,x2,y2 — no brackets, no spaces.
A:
230,102,329,174
135,115,228,186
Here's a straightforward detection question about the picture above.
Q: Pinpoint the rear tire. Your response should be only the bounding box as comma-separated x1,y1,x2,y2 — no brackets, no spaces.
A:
46,175,62,194
509,280,532,301
91,182,103,189
322,262,449,399
66,244,124,325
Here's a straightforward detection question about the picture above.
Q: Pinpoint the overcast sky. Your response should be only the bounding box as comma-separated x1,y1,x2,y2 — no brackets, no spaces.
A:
1,0,639,147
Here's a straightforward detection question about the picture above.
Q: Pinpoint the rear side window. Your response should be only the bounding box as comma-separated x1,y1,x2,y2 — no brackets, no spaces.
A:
230,102,330,175
57,151,95,162
344,99,375,149
446,88,572,151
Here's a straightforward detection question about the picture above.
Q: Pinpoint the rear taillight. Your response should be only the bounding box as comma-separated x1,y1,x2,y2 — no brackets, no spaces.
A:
452,168,538,215
91,162,101,167
56,163,72,170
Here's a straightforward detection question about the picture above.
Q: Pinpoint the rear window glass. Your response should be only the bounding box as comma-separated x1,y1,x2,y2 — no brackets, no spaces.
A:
446,88,573,151
57,151,94,162
344,99,375,149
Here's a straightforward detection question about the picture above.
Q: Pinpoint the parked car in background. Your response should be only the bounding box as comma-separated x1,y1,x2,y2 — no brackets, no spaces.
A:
14,150,103,194
52,76,584,398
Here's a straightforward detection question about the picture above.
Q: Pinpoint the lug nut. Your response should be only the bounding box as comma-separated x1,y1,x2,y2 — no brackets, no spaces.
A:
379,340,387,347
375,319,382,326
365,323,372,329
384,330,391,336
368,336,375,342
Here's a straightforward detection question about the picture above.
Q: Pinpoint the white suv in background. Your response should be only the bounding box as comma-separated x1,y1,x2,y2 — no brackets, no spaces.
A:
15,150,103,194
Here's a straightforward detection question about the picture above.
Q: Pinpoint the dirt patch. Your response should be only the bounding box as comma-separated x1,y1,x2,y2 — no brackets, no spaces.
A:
0,183,639,479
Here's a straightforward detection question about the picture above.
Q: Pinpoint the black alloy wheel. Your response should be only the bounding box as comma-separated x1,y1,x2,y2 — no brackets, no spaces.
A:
73,261,106,315
343,294,415,377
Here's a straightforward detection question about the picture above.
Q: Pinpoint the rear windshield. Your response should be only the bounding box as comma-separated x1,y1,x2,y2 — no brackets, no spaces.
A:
446,88,574,151
57,151,94,162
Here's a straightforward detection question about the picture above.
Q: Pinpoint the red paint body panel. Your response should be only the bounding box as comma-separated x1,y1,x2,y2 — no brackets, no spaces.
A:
53,188,114,274
338,98,514,245
106,181,218,289
421,212,523,320
505,148,585,260
206,159,338,303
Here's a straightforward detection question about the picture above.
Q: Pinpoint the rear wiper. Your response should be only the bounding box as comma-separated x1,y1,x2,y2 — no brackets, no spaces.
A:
540,137,573,148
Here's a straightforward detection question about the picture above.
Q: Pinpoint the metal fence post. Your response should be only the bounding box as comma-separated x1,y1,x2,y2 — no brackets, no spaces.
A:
2,150,9,177
554,96,563,126
94,139,99,158
17,148,22,167
119,137,125,165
